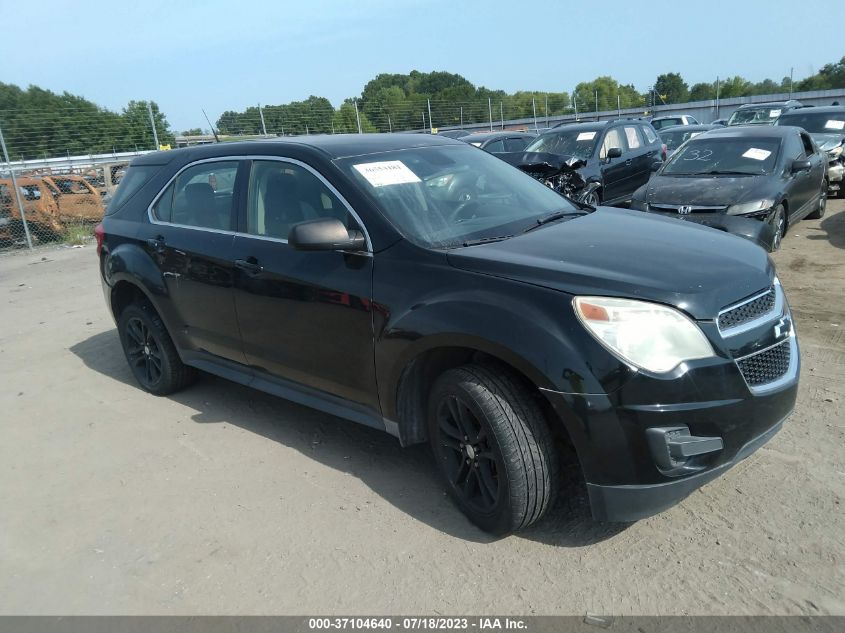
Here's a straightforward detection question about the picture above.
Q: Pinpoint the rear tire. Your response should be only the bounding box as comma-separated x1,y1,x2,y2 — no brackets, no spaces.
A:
427,364,558,534
807,184,827,219
118,302,195,396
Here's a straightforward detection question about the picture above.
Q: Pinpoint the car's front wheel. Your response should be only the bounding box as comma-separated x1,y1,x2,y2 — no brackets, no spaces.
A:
118,302,195,396
768,204,786,252
428,364,558,534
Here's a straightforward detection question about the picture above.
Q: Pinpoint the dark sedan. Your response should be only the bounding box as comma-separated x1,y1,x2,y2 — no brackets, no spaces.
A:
631,126,827,251
461,131,536,153
775,106,845,196
658,124,721,157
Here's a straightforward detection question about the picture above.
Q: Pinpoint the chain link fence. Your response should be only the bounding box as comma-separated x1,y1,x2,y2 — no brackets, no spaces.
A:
4,88,844,254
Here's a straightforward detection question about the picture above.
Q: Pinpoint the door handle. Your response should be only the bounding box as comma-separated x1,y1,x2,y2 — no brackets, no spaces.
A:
146,236,165,252
235,258,263,274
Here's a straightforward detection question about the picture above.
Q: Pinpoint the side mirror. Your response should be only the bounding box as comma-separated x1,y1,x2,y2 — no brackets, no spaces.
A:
650,161,662,172
791,159,811,173
607,147,623,160
288,217,366,252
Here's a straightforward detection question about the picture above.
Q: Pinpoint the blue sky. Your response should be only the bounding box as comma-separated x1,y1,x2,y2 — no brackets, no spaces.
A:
1,0,841,131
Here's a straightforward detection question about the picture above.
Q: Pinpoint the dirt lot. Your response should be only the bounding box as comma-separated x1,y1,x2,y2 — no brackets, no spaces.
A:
1,203,843,616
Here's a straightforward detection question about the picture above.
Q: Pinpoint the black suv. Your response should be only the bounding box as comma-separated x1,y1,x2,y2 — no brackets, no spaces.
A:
97,134,799,534
500,119,665,206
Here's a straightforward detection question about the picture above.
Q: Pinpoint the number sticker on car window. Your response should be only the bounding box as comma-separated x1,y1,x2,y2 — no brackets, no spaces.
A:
682,149,714,161
576,132,596,141
353,161,421,187
742,148,772,161
825,120,845,130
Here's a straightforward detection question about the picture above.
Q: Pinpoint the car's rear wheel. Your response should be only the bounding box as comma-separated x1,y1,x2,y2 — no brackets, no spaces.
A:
118,302,195,396
428,364,558,534
768,204,786,252
807,184,827,219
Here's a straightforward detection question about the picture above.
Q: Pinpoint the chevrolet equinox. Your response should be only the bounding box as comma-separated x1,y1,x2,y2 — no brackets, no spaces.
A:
96,134,799,534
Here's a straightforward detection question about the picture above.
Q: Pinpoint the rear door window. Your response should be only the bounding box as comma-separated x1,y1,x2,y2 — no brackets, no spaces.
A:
623,126,643,150
504,137,528,152
600,128,625,158
153,161,239,230
641,125,658,144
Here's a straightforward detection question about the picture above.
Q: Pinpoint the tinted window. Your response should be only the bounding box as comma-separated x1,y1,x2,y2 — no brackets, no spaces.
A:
484,139,505,153
777,111,845,134
106,165,159,215
600,128,625,158
246,160,350,240
660,128,707,152
652,118,680,130
338,144,578,249
504,137,529,152
641,125,658,144
153,161,238,230
662,137,781,175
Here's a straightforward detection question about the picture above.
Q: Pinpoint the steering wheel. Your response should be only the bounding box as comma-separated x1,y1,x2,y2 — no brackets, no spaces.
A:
449,198,483,224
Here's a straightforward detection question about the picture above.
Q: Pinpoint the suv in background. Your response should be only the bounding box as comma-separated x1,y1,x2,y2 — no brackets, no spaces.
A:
502,119,664,206
461,131,536,153
650,114,700,130
727,100,803,126
97,134,799,534
776,105,845,196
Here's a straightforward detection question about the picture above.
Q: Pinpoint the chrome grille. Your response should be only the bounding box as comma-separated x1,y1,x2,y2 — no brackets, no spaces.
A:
737,339,791,386
718,287,776,331
649,203,728,214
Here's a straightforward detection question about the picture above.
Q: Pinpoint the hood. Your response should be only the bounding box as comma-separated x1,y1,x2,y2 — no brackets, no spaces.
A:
809,133,845,152
446,207,773,320
642,174,773,207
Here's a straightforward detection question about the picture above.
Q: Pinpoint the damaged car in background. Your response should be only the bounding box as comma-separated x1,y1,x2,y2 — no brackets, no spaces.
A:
776,105,845,197
498,119,664,206
630,125,827,252
726,100,803,127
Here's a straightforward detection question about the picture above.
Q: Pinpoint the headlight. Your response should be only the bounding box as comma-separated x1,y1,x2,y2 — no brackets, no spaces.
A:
828,146,843,160
726,199,775,216
574,297,714,373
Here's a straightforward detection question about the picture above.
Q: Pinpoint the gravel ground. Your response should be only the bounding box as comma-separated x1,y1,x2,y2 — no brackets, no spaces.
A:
0,202,843,615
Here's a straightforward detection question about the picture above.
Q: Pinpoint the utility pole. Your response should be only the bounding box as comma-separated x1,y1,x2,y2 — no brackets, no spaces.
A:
789,67,794,96
354,99,362,134
488,97,493,131
0,122,33,249
574,95,578,121
715,76,721,118
460,106,463,129
427,98,433,133
422,111,426,130
532,97,538,132
545,94,549,128
500,101,504,130
388,114,392,133
594,90,598,116
617,94,621,118
258,103,267,136
147,102,160,149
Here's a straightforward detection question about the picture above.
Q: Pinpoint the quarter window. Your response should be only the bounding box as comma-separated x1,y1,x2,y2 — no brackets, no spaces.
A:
484,139,505,153
153,161,238,230
246,160,352,240
504,137,529,152
641,125,658,144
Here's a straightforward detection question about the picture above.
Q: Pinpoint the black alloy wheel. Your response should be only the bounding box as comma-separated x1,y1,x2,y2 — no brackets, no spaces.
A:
124,316,163,389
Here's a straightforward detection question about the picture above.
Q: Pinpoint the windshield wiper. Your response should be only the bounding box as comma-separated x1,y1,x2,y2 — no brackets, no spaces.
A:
522,209,585,233
461,235,514,247
694,169,756,176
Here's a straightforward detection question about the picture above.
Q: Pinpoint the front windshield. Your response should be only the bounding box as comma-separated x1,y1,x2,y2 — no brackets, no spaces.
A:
777,111,845,134
728,106,784,126
337,145,579,248
523,128,599,160
661,137,781,176
660,128,708,152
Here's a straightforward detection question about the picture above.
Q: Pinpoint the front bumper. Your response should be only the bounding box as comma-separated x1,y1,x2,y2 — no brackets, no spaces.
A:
586,417,784,521
643,209,777,251
827,162,843,185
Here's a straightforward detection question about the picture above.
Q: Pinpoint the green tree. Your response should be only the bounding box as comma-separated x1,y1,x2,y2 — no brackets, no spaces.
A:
332,101,376,134
654,72,689,104
688,82,715,101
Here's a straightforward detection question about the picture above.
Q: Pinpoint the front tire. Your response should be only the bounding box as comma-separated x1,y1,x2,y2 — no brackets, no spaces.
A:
428,364,558,534
118,302,195,396
768,204,786,252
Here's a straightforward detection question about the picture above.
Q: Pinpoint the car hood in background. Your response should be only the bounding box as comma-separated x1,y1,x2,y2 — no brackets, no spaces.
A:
643,174,773,207
446,207,773,320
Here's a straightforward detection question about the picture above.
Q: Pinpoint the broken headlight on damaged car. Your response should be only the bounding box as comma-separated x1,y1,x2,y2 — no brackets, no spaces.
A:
828,145,843,161
574,297,714,374
726,199,775,218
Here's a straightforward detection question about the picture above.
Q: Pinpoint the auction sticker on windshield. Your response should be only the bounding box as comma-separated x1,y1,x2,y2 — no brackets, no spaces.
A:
576,131,597,141
353,161,421,187
769,109,782,117
742,148,772,161
825,119,845,130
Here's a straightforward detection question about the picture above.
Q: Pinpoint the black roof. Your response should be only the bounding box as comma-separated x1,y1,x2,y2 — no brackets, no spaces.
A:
460,131,536,142
703,125,800,139
134,133,464,165
657,124,720,134
549,120,609,132
734,100,802,110
777,105,845,116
